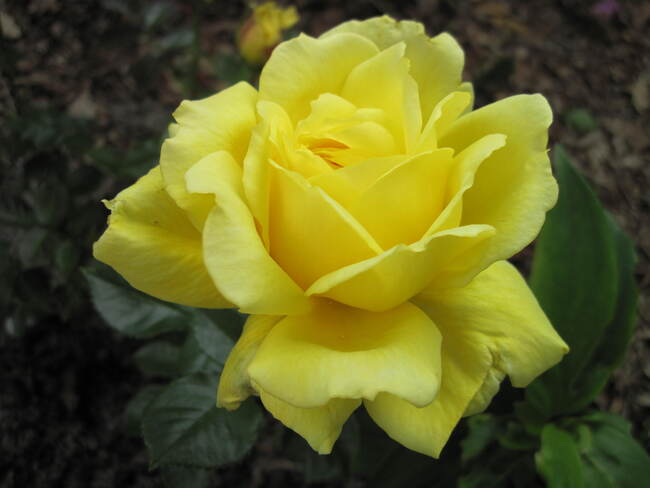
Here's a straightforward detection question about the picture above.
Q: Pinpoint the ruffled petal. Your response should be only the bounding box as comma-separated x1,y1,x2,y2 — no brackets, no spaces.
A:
185,151,310,315
438,94,558,269
364,329,490,458
217,314,281,410
306,225,495,312
248,300,442,408
258,388,360,454
366,261,567,458
160,82,258,228
93,166,230,308
416,260,569,387
259,32,378,122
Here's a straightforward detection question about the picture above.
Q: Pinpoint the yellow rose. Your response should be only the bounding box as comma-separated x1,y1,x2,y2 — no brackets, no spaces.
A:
237,1,298,65
94,16,568,457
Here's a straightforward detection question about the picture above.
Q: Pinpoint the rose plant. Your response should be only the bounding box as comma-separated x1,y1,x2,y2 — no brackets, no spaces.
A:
93,16,570,458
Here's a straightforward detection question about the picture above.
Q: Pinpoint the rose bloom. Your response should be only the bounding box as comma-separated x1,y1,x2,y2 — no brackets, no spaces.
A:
95,16,568,457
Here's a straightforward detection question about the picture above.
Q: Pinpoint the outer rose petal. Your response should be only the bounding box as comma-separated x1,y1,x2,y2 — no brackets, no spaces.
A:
436,94,558,274
160,82,257,229
184,151,310,315
366,261,567,458
416,260,568,387
259,32,379,122
217,314,360,454
217,314,281,410
93,166,230,308
248,300,442,409
364,332,489,458
322,16,465,122
257,389,360,454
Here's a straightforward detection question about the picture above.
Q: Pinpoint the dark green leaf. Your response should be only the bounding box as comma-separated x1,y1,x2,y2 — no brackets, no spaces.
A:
26,179,68,225
200,308,246,342
83,262,190,338
89,138,160,179
142,373,262,468
16,228,48,268
578,412,650,488
53,239,80,283
564,108,599,133
125,385,164,436
536,424,584,488
527,145,619,415
568,216,638,410
143,1,176,31
214,53,253,85
134,342,181,378
178,331,221,376
190,312,235,368
460,450,531,488
461,414,498,462
497,421,538,451
161,465,211,488
154,29,194,54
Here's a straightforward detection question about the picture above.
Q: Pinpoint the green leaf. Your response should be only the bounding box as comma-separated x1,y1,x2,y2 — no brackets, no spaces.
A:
527,145,634,415
177,332,221,375
568,215,638,410
143,1,176,31
461,414,498,462
175,310,237,376
200,308,246,342
53,239,80,284
578,412,650,488
536,424,584,488
125,385,164,437
83,262,189,338
189,312,235,368
564,108,599,133
134,341,181,378
160,466,211,488
142,373,262,469
460,450,533,488
89,138,160,179
214,53,253,85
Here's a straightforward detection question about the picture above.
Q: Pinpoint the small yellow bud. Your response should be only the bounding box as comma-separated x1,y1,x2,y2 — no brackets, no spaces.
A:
237,2,298,65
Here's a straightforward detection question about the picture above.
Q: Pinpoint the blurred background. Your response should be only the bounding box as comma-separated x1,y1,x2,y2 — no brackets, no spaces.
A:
1,0,648,486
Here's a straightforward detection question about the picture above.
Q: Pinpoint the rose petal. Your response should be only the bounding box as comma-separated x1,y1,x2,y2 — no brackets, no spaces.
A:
248,300,442,408
94,166,230,308
185,152,310,315
160,82,258,229
366,261,567,458
437,94,558,271
259,33,378,122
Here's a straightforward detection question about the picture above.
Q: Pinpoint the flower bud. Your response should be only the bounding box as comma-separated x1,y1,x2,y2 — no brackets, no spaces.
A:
237,2,298,65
